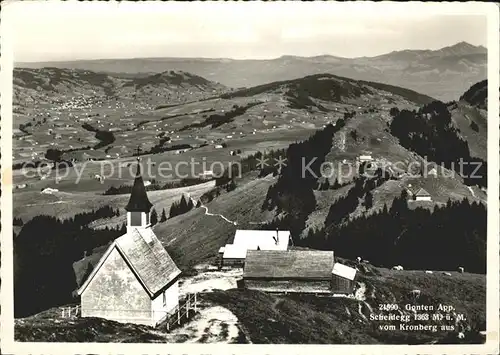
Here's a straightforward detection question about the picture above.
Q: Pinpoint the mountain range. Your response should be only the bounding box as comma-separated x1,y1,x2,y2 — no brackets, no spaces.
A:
16,41,487,102
12,59,488,343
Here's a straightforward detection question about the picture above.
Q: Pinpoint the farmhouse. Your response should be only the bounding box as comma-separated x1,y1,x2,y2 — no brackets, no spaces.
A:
201,170,214,179
358,155,373,162
413,188,432,201
242,250,357,295
77,159,181,327
219,229,290,268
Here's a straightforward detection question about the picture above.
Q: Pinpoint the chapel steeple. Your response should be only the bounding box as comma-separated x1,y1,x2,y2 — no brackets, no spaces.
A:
125,154,153,231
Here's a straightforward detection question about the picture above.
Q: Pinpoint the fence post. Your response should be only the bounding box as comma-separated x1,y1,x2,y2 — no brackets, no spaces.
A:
177,306,181,325
194,293,197,312
167,320,170,331
61,308,65,318
186,295,190,315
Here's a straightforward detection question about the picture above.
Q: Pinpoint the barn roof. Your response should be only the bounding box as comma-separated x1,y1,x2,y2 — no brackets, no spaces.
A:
125,160,153,212
415,188,431,197
332,262,357,281
222,229,291,260
234,229,289,248
243,250,335,280
77,228,181,298
222,243,248,259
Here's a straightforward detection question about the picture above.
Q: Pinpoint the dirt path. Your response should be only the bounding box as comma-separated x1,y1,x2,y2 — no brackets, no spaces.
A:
24,200,67,207
467,186,476,198
353,282,374,319
186,194,238,225
354,282,367,301
167,304,244,343
467,186,487,203
339,132,346,151
200,205,237,225
178,268,242,296
164,267,249,343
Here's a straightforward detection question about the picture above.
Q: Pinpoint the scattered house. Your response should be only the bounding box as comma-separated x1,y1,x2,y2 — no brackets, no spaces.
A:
428,167,438,177
220,229,291,268
414,188,432,202
242,250,357,295
77,160,181,327
214,144,224,149
201,170,214,179
406,187,432,202
358,155,373,163
41,187,59,194
16,183,27,189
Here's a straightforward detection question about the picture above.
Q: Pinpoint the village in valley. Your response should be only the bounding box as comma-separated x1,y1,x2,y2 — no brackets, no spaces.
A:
9,5,491,346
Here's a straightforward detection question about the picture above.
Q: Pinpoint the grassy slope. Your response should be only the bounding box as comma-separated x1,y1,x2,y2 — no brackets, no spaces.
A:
72,172,275,283
15,264,485,344
151,172,276,268
449,102,487,161
301,101,486,233
13,180,216,222
203,267,485,344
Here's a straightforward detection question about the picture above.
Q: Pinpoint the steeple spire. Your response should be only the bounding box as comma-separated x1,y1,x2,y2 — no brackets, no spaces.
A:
125,155,153,213
134,156,141,178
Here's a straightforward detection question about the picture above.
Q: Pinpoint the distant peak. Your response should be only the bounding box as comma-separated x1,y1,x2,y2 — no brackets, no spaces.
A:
439,41,486,52
449,41,475,48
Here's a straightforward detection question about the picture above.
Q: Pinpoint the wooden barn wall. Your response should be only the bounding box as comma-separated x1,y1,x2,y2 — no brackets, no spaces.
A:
222,258,245,267
331,275,354,294
81,247,153,325
244,279,331,293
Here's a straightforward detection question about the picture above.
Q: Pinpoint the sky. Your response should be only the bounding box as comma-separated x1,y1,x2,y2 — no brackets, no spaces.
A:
5,1,490,62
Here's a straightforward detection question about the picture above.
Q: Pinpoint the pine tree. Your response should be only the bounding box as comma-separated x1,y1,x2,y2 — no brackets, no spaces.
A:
160,208,167,223
365,191,373,209
323,179,330,190
187,198,194,211
179,195,188,213
226,180,236,192
151,209,158,226
169,202,178,218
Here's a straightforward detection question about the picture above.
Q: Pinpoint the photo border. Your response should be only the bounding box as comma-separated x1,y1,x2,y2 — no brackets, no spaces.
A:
1,1,499,354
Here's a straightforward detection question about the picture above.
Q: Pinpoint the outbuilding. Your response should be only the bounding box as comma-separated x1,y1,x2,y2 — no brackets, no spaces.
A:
220,229,291,268
242,250,357,295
